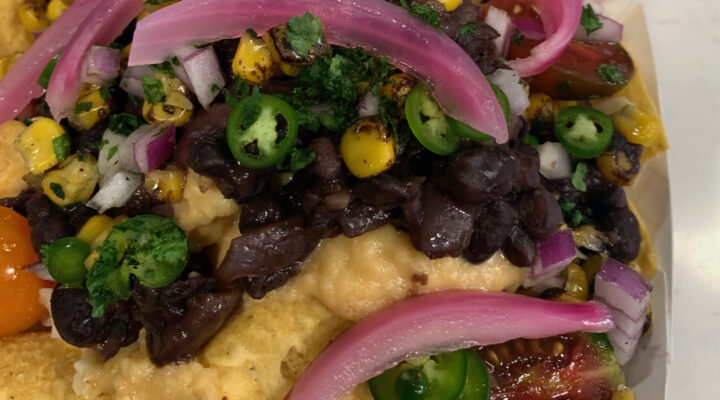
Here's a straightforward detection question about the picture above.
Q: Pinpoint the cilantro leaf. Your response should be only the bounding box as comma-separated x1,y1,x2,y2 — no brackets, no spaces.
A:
597,64,628,84
572,162,588,192
287,12,324,58
141,76,166,104
109,113,145,136
279,147,317,172
52,134,71,161
99,84,112,100
149,61,175,77
238,90,264,129
378,97,399,134
107,145,119,160
459,24,477,39
409,5,441,29
145,0,171,4
581,5,604,36
520,134,539,147
74,102,93,114
511,29,525,46
86,215,188,317
49,183,65,200
559,198,592,228
38,54,60,89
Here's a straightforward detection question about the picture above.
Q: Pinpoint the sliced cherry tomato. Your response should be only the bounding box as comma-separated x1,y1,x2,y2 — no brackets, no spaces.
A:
509,39,635,99
477,333,625,400
0,206,39,269
0,268,54,337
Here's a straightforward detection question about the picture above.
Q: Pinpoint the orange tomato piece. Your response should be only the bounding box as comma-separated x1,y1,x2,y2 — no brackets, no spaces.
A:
0,206,54,337
0,206,39,269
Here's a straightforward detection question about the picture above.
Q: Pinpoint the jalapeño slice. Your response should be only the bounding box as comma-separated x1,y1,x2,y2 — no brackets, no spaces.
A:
406,83,460,156
227,94,299,168
369,350,468,400
554,106,613,159
459,351,490,400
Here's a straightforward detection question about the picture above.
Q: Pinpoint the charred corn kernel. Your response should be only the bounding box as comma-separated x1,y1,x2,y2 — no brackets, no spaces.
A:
233,33,274,86
85,251,100,269
438,0,463,12
597,150,637,186
46,0,68,21
263,32,304,77
612,105,661,146
583,254,606,283
18,0,49,33
144,165,185,203
14,117,67,175
340,117,397,178
113,215,130,225
380,73,417,108
525,92,557,122
69,84,112,131
143,75,193,126
549,291,583,303
554,100,579,112
77,215,114,248
612,389,635,400
41,154,100,207
564,263,589,301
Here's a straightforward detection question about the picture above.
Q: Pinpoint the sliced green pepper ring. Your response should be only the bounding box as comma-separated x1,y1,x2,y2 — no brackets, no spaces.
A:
448,118,494,143
369,350,468,400
459,351,490,400
227,94,299,168
406,83,460,156
554,106,613,159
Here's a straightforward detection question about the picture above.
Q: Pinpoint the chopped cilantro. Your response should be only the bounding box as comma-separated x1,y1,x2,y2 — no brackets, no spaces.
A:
107,145,119,160
99,84,112,100
581,5,603,36
572,162,588,192
49,183,65,200
150,61,175,77
237,90,264,129
597,64,628,84
511,29,525,46
78,153,88,162
459,23,477,38
377,97,399,134
98,139,109,151
220,80,251,108
559,198,591,228
38,54,60,89
74,101,93,114
557,81,572,92
171,56,181,66
141,76,166,104
52,134,71,161
246,28,259,39
145,0,171,5
409,5,441,29
279,147,317,172
86,215,188,317
22,118,33,126
193,42,213,49
521,134,539,147
128,94,141,107
287,12,324,58
109,113,145,136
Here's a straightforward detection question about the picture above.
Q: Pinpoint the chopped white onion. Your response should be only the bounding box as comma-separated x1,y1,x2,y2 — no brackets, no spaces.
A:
524,272,565,292
591,96,633,116
98,129,127,178
25,262,54,282
357,92,380,118
484,6,513,58
180,47,225,109
537,142,572,180
82,46,121,85
488,68,529,117
87,170,142,213
120,65,154,98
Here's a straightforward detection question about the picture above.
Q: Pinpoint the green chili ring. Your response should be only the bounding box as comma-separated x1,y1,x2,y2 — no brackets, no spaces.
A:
554,106,614,159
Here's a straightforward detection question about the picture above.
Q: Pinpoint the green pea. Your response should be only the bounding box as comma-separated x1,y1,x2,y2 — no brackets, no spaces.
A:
395,368,429,400
41,237,91,284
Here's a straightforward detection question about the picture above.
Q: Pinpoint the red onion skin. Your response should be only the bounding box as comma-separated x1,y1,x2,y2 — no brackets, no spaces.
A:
532,229,576,278
129,0,509,143
134,125,176,173
508,0,583,77
82,46,122,85
0,0,97,124
287,290,614,400
46,0,144,121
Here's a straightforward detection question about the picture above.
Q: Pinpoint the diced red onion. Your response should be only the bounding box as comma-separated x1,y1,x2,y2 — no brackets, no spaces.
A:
484,6,513,58
87,170,142,213
573,15,623,43
287,290,613,400
172,62,193,90
514,18,546,41
120,124,161,172
81,46,122,85
488,68,530,116
538,142,572,180
133,125,176,173
532,229,577,278
607,328,641,365
524,272,565,292
0,0,97,123
46,0,144,121
179,47,225,109
357,92,380,118
606,304,646,339
508,0,583,77
128,0,509,143
594,258,652,321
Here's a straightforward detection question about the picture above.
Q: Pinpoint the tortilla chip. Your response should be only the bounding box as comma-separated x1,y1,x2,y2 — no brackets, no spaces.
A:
0,0,33,58
617,70,669,161
0,120,30,199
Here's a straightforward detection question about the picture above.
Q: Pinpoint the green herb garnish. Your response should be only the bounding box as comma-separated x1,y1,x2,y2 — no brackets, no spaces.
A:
287,12,324,58
559,198,592,228
572,162,588,192
109,113,145,136
52,134,71,161
150,60,175,77
511,29,525,46
38,54,60,89
597,64,628,84
99,84,112,100
581,5,603,36
74,102,93,114
49,183,65,200
459,24,477,38
141,76,166,104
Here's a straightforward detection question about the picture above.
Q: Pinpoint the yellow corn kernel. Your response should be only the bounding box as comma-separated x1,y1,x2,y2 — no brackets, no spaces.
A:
46,0,68,21
233,34,274,86
122,44,132,59
564,263,589,301
554,100,579,113
597,150,636,187
85,251,100,270
142,99,193,127
144,165,186,203
113,215,130,225
438,0,463,12
0,53,23,80
525,93,556,121
69,84,112,131
612,105,661,146
612,389,635,400
550,293,583,303
380,73,417,108
14,117,67,175
263,32,304,78
583,253,606,283
18,0,49,33
340,117,397,178
41,154,100,207
77,215,114,249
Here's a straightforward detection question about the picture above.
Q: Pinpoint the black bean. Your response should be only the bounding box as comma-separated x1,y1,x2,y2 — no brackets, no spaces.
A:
502,225,537,267
596,207,641,263
242,263,303,300
516,188,563,240
353,173,425,208
337,201,391,238
464,200,518,264
510,141,541,193
308,137,343,181
441,146,517,203
240,193,289,231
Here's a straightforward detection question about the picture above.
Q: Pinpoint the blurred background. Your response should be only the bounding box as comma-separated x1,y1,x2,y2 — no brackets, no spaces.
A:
637,0,720,397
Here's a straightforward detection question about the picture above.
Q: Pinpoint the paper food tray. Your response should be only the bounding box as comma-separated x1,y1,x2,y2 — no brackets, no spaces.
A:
604,1,673,398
